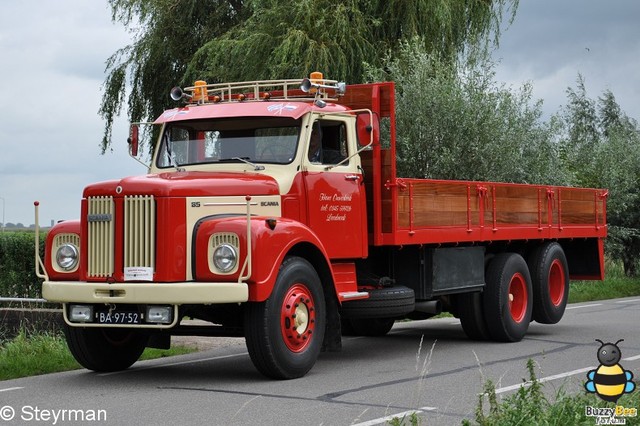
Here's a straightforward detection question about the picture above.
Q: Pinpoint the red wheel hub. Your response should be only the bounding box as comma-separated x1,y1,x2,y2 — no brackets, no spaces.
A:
548,259,566,307
280,284,316,352
508,273,528,323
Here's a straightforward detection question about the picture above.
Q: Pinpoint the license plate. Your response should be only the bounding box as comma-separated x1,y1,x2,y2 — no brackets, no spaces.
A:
97,311,141,325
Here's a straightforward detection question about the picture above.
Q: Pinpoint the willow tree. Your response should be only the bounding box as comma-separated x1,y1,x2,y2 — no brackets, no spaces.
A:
100,0,518,152
100,0,245,152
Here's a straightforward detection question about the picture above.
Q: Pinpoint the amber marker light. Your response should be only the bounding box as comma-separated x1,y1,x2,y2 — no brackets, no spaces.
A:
193,80,208,102
265,218,277,230
308,71,323,94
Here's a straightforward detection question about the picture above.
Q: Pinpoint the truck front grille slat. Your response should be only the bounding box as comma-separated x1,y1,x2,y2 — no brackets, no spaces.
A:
124,195,156,270
87,196,115,277
87,195,156,279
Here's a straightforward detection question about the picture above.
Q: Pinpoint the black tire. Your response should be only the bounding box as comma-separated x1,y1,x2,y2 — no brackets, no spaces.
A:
528,242,570,324
244,256,326,379
340,286,415,319
347,318,395,336
483,253,533,342
456,292,490,340
63,324,148,372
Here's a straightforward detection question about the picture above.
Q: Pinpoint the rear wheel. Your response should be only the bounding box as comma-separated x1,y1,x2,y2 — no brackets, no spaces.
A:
456,292,490,340
63,324,148,372
483,253,532,342
244,256,325,379
528,242,569,324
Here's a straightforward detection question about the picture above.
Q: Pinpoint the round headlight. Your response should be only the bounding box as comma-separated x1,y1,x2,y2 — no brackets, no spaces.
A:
213,244,237,273
56,244,79,271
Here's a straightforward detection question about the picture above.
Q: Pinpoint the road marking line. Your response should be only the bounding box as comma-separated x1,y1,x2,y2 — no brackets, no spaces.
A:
351,407,437,426
565,303,602,310
623,354,640,361
616,298,640,304
494,367,595,395
0,387,23,393
97,352,248,376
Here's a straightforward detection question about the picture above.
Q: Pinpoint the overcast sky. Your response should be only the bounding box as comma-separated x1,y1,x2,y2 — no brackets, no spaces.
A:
0,0,639,226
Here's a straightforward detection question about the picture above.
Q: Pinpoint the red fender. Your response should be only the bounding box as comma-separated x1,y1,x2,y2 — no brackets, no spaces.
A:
193,216,333,301
45,219,82,280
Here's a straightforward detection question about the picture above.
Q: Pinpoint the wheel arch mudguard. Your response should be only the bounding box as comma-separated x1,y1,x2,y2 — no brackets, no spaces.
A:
248,218,336,302
44,219,82,280
193,215,337,302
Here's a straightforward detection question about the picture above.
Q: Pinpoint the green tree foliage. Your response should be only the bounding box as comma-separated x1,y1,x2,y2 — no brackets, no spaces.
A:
558,77,640,276
100,0,518,152
100,0,246,153
559,75,602,187
366,39,563,185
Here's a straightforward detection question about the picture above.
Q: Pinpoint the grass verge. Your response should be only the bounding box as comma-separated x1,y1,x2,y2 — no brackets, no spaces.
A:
0,330,195,381
570,260,640,303
462,359,640,426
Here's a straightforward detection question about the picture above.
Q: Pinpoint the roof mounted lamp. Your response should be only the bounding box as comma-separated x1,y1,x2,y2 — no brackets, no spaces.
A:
170,80,208,104
300,72,346,108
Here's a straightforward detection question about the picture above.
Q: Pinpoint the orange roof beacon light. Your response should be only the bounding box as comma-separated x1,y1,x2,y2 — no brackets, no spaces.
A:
300,72,346,108
193,80,208,103
308,71,323,94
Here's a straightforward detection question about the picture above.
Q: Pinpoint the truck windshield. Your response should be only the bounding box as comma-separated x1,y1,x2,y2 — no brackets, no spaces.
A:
156,117,301,168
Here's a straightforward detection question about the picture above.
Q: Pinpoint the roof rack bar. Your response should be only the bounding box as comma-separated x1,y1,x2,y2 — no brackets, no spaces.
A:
180,78,344,105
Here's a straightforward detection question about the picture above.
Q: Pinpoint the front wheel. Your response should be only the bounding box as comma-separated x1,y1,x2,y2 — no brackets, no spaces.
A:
63,324,148,372
244,256,326,379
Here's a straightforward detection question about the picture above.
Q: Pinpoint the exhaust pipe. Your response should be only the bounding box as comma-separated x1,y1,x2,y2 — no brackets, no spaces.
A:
414,300,441,315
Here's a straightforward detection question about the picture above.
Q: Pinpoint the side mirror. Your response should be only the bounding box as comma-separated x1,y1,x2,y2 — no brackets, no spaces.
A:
128,124,139,157
356,112,380,147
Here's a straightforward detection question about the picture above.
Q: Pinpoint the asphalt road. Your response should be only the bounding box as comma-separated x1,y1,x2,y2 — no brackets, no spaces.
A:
1,296,639,425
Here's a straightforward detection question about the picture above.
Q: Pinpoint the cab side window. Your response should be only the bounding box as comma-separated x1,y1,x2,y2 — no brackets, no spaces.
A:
308,120,349,165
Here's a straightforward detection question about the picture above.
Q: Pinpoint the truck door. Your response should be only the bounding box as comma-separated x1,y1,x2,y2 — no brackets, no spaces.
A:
303,117,367,259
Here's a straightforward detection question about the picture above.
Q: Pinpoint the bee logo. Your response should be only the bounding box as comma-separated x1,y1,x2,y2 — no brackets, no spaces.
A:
585,339,635,403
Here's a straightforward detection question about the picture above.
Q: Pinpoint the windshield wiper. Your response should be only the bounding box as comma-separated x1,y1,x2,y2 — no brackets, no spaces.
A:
218,157,265,171
164,134,184,171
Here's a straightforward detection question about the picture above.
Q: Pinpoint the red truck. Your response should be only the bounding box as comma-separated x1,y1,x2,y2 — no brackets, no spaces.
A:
36,73,607,379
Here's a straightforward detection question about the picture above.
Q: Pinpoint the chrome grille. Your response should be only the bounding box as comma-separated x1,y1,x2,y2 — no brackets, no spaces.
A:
211,232,240,248
53,233,80,247
124,195,156,269
87,196,115,277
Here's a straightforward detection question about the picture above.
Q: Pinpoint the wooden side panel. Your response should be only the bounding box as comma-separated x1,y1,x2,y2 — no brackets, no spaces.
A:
490,185,544,226
559,188,606,226
397,181,478,228
388,177,606,244
337,82,394,118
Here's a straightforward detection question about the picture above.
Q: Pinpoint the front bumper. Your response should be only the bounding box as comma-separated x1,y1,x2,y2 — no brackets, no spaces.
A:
42,280,249,304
